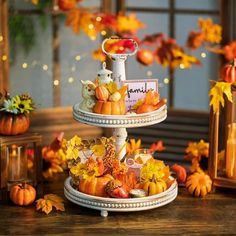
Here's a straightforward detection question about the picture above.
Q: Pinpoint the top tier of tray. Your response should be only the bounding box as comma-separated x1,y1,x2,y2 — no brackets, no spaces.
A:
73,103,167,128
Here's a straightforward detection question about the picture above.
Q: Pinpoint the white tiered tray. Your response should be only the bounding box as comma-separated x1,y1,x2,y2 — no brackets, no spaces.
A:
73,103,167,128
64,177,178,217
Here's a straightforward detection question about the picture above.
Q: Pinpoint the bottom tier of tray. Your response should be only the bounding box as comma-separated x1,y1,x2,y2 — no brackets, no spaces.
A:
64,177,178,217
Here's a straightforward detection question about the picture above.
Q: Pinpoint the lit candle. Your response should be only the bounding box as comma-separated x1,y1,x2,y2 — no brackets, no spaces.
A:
226,123,236,179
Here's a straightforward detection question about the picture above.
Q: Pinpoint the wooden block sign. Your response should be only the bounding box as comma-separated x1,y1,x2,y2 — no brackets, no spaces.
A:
123,79,158,111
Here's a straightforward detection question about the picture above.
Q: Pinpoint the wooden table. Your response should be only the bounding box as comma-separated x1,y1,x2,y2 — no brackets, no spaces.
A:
0,173,235,235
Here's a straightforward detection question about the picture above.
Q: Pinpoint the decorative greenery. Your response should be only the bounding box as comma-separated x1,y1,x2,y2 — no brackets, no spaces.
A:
0,92,35,114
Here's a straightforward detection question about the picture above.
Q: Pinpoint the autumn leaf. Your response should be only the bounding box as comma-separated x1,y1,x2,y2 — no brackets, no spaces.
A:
149,141,166,152
126,139,141,155
198,18,222,44
118,85,128,99
92,48,106,62
91,144,105,156
132,99,143,110
116,14,145,34
209,81,233,113
106,82,118,94
36,194,65,215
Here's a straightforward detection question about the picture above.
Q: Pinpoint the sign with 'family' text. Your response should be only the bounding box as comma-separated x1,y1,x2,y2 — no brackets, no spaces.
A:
123,79,158,111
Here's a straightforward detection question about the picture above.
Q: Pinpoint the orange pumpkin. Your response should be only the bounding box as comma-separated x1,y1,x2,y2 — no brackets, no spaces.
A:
10,183,36,206
95,85,109,101
0,112,30,135
79,174,114,197
220,58,236,83
93,100,126,115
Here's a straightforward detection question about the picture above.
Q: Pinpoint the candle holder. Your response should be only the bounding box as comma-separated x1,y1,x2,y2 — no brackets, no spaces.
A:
0,133,42,200
208,84,236,189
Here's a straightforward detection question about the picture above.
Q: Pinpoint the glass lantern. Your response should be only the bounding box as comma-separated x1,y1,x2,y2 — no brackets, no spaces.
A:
209,84,236,189
0,133,42,200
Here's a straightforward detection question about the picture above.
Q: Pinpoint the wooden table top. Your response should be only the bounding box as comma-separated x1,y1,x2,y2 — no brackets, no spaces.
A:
0,173,236,236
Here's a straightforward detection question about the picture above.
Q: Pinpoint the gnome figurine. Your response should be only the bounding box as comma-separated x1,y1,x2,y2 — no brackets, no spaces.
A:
96,62,113,85
80,80,96,112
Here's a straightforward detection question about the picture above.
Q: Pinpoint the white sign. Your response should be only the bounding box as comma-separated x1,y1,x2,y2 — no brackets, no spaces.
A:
123,79,158,111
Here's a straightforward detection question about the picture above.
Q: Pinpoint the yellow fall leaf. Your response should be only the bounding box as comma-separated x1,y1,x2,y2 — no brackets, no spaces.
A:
126,139,141,155
118,85,128,99
209,81,233,113
106,82,118,94
91,144,105,156
36,194,65,215
116,14,145,34
132,99,143,110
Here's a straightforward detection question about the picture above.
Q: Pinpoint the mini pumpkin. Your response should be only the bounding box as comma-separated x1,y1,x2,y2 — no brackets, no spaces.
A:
95,85,110,101
136,49,154,66
142,175,167,196
186,172,212,197
220,58,236,83
0,112,30,135
79,174,114,197
10,183,36,206
93,100,126,115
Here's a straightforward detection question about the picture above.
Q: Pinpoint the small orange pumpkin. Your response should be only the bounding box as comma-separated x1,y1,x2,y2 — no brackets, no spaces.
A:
220,58,236,83
0,112,30,135
93,100,126,115
10,183,36,206
95,85,110,101
79,174,114,197
186,172,212,197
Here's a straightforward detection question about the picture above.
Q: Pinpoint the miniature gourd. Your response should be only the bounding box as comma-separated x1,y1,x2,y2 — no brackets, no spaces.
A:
186,172,212,197
93,100,126,115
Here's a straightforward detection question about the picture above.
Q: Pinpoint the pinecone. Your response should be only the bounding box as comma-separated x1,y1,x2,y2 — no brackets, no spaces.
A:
103,143,116,170
20,93,32,101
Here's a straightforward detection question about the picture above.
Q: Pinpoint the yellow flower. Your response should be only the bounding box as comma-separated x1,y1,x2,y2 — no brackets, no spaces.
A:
141,158,170,182
91,144,105,156
126,139,141,155
66,146,79,160
12,95,33,114
69,135,82,147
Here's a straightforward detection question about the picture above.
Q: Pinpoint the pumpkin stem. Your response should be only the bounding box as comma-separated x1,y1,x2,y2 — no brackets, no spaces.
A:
151,174,156,183
21,182,27,189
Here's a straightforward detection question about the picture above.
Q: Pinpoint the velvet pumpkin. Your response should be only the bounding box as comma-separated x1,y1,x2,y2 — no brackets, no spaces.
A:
0,112,30,135
10,183,36,206
142,177,167,196
79,174,114,197
220,58,236,83
93,100,126,115
95,85,109,101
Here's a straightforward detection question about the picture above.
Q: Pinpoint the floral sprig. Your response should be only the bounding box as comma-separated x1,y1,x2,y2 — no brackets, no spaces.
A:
0,92,35,115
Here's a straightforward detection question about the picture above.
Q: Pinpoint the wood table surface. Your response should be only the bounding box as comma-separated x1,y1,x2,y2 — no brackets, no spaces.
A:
0,173,235,236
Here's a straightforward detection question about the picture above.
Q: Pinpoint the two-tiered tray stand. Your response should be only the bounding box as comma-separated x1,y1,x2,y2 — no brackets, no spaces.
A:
64,38,178,217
